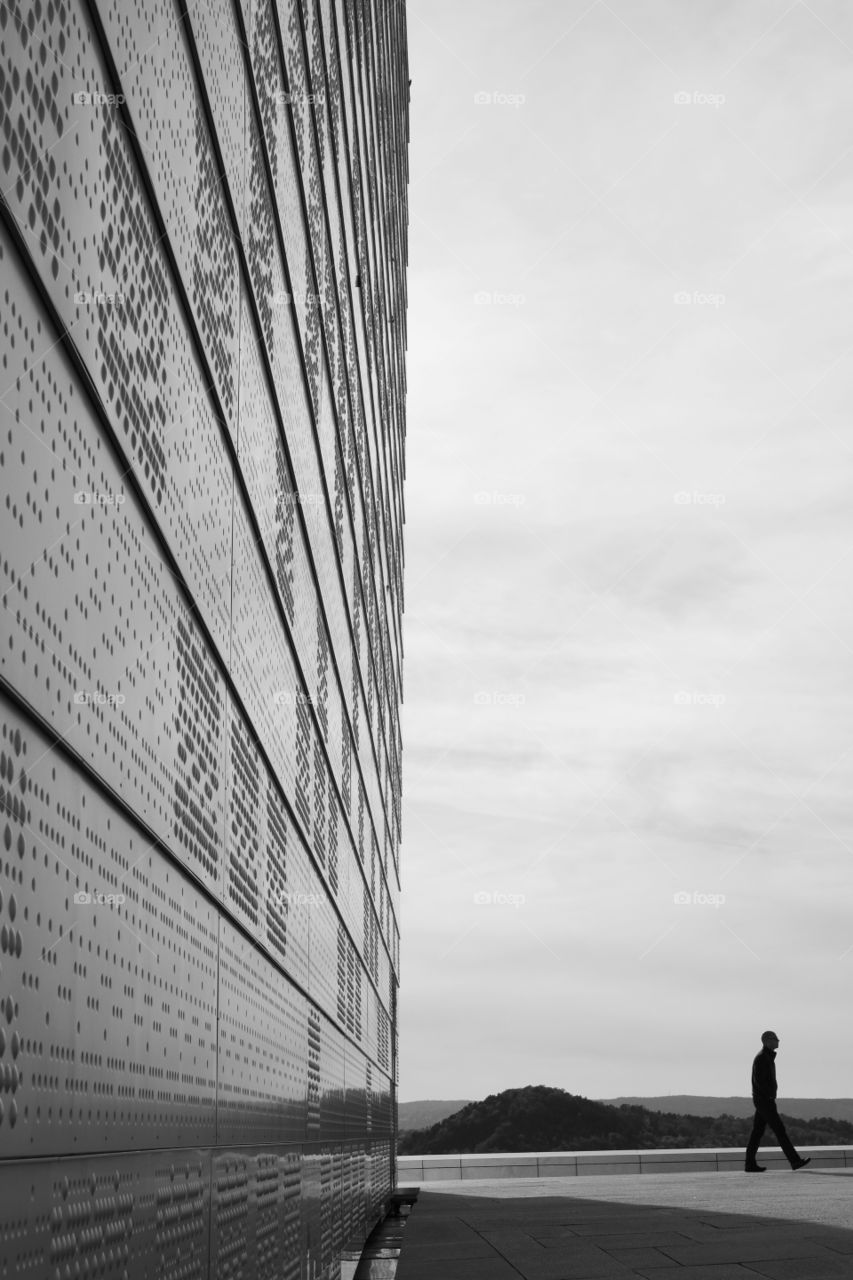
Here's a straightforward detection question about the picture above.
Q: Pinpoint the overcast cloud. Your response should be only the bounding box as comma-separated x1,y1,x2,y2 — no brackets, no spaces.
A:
400,0,853,1103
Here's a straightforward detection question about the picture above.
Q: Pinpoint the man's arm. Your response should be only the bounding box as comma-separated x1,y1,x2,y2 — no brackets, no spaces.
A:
752,1052,776,1102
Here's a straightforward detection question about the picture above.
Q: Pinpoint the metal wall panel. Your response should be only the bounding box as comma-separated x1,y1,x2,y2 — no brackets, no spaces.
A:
216,916,309,1146
233,84,397,995
0,694,219,1158
95,0,242,439
229,267,397,1008
0,0,235,655
185,0,249,230
0,1149,211,1280
251,0,396,896
309,865,340,1020
0,225,228,891
307,0,400,768
0,0,408,1273
320,1019,347,1143
235,283,312,673
344,1045,367,1142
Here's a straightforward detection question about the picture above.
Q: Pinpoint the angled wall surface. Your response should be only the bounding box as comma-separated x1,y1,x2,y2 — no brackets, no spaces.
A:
0,0,408,1275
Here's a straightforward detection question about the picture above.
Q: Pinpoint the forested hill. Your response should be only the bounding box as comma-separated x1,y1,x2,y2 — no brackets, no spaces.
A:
396,1085,853,1155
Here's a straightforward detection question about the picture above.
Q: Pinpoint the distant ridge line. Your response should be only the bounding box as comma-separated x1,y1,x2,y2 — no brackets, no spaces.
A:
600,1095,853,1123
398,1099,472,1130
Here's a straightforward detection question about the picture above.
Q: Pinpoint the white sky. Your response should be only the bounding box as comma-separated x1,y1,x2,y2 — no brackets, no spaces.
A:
398,0,853,1102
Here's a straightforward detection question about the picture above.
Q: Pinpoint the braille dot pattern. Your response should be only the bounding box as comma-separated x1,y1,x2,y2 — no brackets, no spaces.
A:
0,0,406,1269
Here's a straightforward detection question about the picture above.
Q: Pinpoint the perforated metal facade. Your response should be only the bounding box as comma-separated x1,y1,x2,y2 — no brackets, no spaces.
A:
0,0,408,1274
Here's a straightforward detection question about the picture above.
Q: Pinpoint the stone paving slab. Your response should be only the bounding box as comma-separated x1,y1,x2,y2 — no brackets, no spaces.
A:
741,1260,853,1279
567,1216,732,1238
536,1232,692,1250
402,1258,520,1279
605,1247,681,1269
394,1173,853,1280
395,1239,495,1260
635,1268,763,1279
486,1245,632,1278
661,1238,839,1266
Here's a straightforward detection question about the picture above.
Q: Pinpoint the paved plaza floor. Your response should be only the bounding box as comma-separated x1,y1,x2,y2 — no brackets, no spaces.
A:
395,1171,853,1279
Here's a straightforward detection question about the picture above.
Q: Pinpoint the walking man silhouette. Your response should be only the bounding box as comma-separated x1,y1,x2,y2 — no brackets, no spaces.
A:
745,1031,811,1172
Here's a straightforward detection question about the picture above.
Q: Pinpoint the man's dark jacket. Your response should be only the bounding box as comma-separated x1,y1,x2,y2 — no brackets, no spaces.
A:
752,1047,778,1108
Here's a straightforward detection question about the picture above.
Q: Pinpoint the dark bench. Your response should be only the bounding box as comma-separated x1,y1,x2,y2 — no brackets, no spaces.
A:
388,1186,420,1215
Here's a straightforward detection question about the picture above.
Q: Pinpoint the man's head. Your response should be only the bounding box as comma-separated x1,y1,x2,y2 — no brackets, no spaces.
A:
761,1030,780,1050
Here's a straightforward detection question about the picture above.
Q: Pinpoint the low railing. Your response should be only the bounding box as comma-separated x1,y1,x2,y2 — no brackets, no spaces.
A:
397,1145,853,1181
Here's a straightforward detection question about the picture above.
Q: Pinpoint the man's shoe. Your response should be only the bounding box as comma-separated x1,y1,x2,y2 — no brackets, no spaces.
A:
744,1164,766,1172
791,1156,811,1171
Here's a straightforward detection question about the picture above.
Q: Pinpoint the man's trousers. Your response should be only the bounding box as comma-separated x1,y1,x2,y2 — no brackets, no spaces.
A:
745,1101,798,1166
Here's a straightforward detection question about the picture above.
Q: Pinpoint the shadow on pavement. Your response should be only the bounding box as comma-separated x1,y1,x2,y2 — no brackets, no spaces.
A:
395,1181,853,1279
